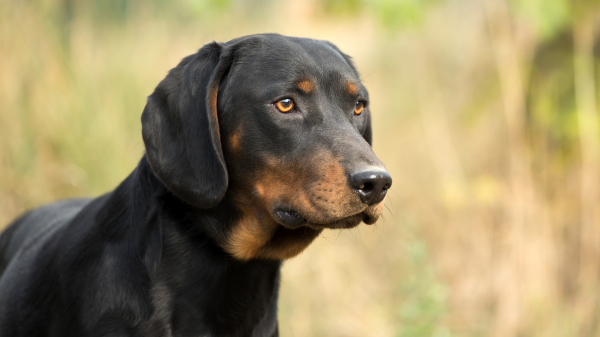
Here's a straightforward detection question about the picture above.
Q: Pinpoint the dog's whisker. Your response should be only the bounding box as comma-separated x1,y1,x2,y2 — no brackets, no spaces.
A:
357,226,364,244
335,229,344,240
319,231,343,245
383,203,395,221
286,181,317,212
244,190,260,207
390,188,401,200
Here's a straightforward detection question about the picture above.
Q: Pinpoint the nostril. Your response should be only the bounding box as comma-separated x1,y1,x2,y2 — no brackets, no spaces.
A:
382,182,391,191
361,182,373,194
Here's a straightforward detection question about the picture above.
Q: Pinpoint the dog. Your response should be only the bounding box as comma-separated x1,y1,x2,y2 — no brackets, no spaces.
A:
0,34,391,336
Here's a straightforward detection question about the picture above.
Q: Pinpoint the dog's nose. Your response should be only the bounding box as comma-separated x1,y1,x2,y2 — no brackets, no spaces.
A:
349,169,392,205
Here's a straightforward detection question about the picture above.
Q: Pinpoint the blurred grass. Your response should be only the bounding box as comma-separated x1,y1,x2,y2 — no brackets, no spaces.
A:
3,0,600,336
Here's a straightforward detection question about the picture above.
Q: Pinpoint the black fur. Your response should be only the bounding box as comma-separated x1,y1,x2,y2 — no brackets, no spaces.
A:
0,34,388,336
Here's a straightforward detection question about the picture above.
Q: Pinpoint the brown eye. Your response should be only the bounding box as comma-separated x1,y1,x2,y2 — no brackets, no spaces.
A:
275,98,294,113
354,101,364,115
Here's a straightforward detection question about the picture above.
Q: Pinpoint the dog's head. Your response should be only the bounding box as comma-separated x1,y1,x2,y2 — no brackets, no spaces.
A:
142,34,391,260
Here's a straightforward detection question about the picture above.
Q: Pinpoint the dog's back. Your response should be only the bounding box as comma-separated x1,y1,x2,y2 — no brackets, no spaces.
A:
0,199,90,277
0,199,90,335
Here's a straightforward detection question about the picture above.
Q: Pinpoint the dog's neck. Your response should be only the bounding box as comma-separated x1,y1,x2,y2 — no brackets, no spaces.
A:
102,157,281,335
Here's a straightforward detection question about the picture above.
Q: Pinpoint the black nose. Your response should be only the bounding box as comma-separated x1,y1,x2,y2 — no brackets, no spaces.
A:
349,170,392,205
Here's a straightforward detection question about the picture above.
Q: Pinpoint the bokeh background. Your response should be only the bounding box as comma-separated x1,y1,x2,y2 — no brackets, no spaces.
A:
2,0,600,336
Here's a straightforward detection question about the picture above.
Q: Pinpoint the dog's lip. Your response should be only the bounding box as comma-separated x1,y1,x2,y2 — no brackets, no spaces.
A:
274,208,305,228
305,213,364,230
272,207,369,230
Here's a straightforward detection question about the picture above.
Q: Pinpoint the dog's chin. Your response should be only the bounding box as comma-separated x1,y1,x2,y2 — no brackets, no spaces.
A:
272,207,382,230
306,214,364,230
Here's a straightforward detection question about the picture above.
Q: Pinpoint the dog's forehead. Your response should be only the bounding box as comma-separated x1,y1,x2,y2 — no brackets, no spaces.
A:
232,35,358,84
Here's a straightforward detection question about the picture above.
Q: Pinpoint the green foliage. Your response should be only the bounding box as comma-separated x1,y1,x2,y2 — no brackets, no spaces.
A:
4,0,600,336
321,0,441,29
527,32,580,154
178,0,233,19
394,235,452,337
509,0,571,40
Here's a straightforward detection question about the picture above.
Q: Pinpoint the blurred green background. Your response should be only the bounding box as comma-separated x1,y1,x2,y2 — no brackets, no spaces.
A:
2,0,600,336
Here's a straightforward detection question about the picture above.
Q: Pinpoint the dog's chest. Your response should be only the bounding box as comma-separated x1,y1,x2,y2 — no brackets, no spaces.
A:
142,281,278,337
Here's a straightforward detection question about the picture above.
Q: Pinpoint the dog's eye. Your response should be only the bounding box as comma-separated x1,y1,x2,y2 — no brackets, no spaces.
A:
275,99,294,113
354,101,365,115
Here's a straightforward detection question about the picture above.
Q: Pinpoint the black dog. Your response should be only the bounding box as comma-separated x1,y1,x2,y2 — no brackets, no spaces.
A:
0,34,391,336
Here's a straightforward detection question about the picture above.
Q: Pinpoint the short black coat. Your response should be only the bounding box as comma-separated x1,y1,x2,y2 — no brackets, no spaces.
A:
0,34,390,336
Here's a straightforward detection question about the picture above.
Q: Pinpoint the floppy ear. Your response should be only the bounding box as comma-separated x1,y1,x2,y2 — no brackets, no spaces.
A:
141,42,233,208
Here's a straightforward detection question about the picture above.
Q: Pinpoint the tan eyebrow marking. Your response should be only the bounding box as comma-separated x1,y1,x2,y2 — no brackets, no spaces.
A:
346,81,359,96
297,80,315,93
229,127,242,152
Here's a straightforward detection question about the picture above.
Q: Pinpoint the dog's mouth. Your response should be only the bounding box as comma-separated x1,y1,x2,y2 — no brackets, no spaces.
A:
273,207,380,230
274,209,305,227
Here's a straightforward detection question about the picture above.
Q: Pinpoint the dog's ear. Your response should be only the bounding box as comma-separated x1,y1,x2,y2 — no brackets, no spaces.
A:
141,42,234,208
363,112,373,146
